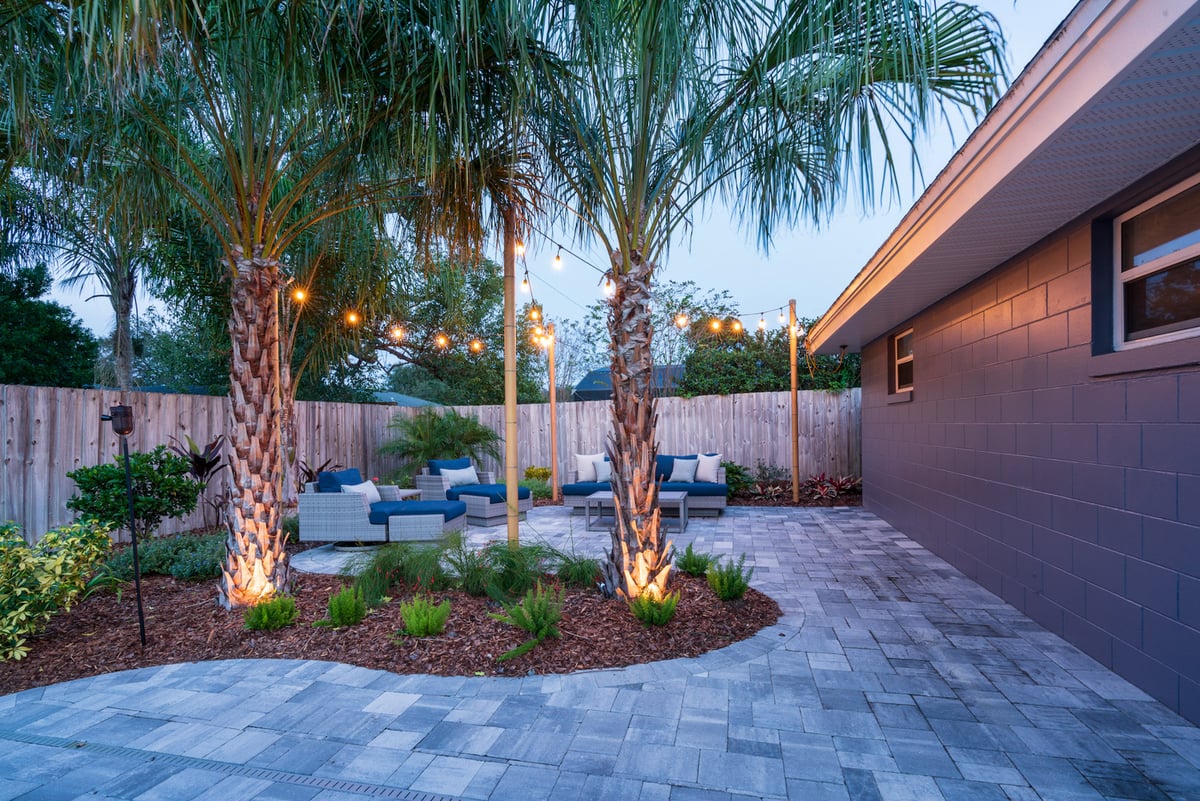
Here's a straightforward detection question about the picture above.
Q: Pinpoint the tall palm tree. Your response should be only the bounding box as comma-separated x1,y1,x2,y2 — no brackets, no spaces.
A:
537,0,1005,601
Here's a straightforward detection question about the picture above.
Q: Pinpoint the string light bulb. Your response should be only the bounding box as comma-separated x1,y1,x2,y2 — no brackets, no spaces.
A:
292,288,307,303
436,333,449,348
553,247,563,270
758,316,767,331
731,320,743,334
778,310,787,325
515,240,525,257
390,325,405,341
521,275,530,293
469,339,484,353
529,306,540,321
709,318,721,332
345,310,360,326
534,325,545,337
603,278,615,296
675,313,689,328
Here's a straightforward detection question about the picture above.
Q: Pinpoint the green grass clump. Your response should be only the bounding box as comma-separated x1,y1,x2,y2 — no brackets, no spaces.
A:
243,595,298,631
674,543,716,577
444,541,496,597
628,589,680,626
485,542,551,600
706,554,754,601
315,586,367,627
397,595,452,637
490,581,564,661
548,546,599,589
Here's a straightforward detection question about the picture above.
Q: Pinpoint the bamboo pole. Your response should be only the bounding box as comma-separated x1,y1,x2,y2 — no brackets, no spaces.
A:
789,299,800,503
503,210,520,545
547,323,559,502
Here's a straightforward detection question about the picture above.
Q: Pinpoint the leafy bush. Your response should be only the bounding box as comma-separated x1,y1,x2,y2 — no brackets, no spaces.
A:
315,586,367,628
398,595,452,636
753,460,789,483
243,595,298,631
628,589,680,626
103,532,225,581
491,581,564,661
377,408,501,484
523,466,552,482
721,461,752,497
444,541,496,597
519,478,552,500
675,543,716,577
281,514,300,539
67,445,204,541
707,554,754,601
1,520,112,660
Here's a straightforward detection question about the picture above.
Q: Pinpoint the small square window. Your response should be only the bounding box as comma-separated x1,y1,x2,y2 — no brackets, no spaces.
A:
892,328,913,393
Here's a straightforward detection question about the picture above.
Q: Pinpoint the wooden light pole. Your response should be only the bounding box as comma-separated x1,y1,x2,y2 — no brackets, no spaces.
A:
789,299,800,503
546,323,560,502
502,211,520,546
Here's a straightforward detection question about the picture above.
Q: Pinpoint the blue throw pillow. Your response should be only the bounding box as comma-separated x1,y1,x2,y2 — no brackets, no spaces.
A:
654,454,675,481
429,457,471,476
316,467,363,493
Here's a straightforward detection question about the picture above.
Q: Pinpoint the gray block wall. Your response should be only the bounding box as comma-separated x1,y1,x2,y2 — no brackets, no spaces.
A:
860,223,1200,723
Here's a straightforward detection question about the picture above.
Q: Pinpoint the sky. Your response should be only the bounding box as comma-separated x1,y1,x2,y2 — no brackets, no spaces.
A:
55,0,1081,337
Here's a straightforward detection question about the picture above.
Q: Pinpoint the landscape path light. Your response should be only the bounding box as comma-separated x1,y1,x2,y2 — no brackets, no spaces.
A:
101,404,147,646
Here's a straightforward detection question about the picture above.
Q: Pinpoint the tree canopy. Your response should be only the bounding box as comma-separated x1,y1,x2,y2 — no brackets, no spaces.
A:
0,263,98,387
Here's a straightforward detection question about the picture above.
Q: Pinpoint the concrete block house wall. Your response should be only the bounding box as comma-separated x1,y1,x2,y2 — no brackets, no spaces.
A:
859,218,1200,721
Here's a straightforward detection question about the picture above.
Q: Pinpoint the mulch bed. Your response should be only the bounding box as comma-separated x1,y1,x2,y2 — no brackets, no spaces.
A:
0,570,780,696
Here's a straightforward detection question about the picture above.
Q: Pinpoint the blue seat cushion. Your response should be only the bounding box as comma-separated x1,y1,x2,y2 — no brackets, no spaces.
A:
446,484,531,503
561,481,611,496
317,467,363,493
660,481,727,497
368,500,466,525
428,457,471,476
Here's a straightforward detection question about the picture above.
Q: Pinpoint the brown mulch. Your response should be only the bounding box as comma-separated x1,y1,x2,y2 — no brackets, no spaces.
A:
0,570,780,696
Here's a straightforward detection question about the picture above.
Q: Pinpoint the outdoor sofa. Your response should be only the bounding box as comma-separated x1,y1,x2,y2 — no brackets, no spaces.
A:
561,452,727,516
298,468,466,544
414,457,533,527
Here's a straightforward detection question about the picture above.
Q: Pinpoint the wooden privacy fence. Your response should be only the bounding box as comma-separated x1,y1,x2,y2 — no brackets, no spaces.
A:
1,384,860,542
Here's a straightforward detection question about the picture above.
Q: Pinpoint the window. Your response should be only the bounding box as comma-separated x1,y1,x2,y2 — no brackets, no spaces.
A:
892,328,913,393
1114,173,1200,348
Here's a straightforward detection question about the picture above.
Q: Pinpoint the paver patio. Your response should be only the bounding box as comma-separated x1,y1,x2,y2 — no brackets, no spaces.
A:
1,506,1197,800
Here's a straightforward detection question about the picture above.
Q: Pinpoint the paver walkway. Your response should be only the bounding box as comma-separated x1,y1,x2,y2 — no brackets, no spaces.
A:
2,506,1198,800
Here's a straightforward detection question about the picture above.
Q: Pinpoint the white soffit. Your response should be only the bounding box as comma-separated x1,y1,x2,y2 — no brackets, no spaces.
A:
807,0,1200,354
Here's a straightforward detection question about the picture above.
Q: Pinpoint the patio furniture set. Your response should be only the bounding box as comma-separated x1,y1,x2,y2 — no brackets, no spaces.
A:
298,452,726,545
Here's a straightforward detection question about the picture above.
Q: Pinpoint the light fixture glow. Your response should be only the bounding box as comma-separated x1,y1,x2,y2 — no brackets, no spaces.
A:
469,339,484,352
534,325,545,336
515,240,525,257
292,288,307,303
778,310,786,325
603,278,615,296
709,319,721,332
553,247,563,270
732,320,743,333
390,325,405,341
520,276,530,293
436,333,449,348
758,316,767,331
529,306,540,321
675,313,689,328
345,311,360,326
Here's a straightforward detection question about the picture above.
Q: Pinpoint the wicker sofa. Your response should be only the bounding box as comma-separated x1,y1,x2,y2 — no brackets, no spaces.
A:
560,453,727,516
414,458,533,527
298,469,466,544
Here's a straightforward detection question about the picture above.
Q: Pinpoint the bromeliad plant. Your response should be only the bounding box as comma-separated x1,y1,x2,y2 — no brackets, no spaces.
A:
169,434,229,529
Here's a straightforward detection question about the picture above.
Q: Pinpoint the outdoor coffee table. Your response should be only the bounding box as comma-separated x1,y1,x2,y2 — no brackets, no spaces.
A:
584,490,689,532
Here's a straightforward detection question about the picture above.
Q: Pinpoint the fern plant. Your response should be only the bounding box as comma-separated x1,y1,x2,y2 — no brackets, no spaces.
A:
707,554,754,601
314,586,367,627
243,596,298,631
675,543,716,577
628,589,680,626
397,595,452,636
490,582,564,661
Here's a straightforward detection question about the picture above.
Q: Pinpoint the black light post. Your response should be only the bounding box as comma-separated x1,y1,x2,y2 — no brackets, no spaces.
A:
103,405,146,646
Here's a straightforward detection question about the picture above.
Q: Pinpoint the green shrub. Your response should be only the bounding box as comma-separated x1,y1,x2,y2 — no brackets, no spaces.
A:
103,532,225,581
628,589,680,626
281,514,300,538
377,408,501,485
1,521,112,660
243,595,298,630
519,478,552,500
485,542,550,600
523,466,552,482
444,542,496,597
397,594,452,636
549,546,599,589
67,445,204,541
707,554,754,601
490,581,564,661
315,586,367,628
721,461,752,497
675,543,716,577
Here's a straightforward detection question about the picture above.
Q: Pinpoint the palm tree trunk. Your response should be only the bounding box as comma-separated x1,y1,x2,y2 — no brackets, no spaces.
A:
603,252,670,600
113,262,135,392
219,247,290,609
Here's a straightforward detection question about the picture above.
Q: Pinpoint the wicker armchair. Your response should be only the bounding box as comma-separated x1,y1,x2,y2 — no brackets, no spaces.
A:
415,467,533,527
298,482,465,544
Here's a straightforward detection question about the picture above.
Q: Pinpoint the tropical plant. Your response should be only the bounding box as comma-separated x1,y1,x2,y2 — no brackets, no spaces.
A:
397,595,452,637
67,446,204,541
721,461,753,497
103,531,225,582
243,596,298,631
378,409,502,485
169,434,228,529
490,581,564,661
297,458,344,494
707,554,754,602
536,0,1004,602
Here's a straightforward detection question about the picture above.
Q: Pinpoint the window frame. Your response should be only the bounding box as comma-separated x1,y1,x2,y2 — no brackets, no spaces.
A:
1112,171,1200,351
891,328,914,395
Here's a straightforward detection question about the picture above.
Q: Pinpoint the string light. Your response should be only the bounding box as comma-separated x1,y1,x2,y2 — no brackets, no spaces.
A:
521,274,531,293
709,319,721,332
675,313,689,328
389,325,405,341
778,310,787,325
345,310,360,326
529,306,541,321
515,240,525,257
603,278,615,296
553,247,563,270
469,339,484,353
758,316,767,331
436,333,449,348
731,320,743,333
292,288,307,303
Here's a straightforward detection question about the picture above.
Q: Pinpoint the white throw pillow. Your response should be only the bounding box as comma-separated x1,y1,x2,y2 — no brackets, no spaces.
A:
668,458,698,483
592,456,613,483
341,480,381,505
696,453,722,483
576,452,604,482
440,465,480,487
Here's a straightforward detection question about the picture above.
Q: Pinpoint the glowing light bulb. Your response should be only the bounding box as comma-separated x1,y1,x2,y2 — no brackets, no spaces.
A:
778,311,787,325
521,277,530,293
709,319,721,332
603,279,615,296
675,313,689,328
469,339,483,353
553,247,563,270
292,288,306,303
758,316,767,331
529,306,540,321
534,325,545,336
345,311,360,326
436,333,448,348
390,325,405,341
515,240,525,257
731,320,743,333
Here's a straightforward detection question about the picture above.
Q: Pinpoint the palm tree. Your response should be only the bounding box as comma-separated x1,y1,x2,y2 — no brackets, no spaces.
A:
537,0,1005,601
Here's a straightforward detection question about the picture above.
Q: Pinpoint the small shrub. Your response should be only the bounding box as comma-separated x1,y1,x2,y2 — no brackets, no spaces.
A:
315,586,367,628
0,521,112,660
66,445,204,541
103,532,225,581
445,542,496,597
721,461,752,497
523,466,552,482
281,514,300,538
707,554,754,601
753,460,788,483
349,544,411,607
397,595,452,636
490,581,564,661
519,478,552,500
628,589,680,626
674,543,716,577
549,546,599,589
485,542,551,600
243,595,298,630
401,545,450,591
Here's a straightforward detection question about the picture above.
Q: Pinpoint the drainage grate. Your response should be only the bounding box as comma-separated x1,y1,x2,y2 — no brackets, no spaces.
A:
0,728,461,801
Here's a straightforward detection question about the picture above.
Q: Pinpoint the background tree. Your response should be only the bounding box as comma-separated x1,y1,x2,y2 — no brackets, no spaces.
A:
0,263,98,387
537,0,1004,601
